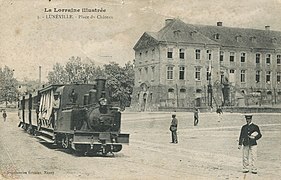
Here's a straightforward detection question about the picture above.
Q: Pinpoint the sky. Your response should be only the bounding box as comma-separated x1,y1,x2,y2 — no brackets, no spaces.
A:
1,0,281,82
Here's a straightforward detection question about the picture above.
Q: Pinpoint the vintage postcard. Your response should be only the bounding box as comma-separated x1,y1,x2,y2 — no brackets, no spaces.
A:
1,0,281,179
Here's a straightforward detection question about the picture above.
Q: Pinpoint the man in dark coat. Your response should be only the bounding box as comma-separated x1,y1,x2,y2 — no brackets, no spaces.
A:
2,110,7,122
194,108,199,126
238,114,262,174
170,114,178,143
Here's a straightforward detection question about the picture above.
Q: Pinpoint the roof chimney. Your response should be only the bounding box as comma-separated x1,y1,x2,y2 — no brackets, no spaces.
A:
265,25,270,31
165,19,174,26
217,22,223,26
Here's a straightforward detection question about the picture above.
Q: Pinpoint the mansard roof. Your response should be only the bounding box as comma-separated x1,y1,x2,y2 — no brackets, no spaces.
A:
194,24,281,49
134,18,281,50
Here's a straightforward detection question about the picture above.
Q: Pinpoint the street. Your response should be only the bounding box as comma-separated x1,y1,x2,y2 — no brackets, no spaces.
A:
0,110,281,180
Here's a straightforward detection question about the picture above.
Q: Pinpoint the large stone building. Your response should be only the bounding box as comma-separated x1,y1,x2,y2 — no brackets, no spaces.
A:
131,18,281,111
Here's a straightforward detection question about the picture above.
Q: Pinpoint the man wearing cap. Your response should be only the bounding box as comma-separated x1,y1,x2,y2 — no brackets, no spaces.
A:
170,114,178,143
238,114,262,174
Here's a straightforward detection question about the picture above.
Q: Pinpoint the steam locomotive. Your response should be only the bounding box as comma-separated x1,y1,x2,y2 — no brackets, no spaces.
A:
18,79,129,155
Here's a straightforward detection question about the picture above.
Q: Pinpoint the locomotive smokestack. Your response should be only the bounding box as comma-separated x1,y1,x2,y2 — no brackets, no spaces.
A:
95,78,106,101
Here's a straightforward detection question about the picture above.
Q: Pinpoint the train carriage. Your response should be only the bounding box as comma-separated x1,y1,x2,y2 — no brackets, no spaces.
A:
18,79,129,155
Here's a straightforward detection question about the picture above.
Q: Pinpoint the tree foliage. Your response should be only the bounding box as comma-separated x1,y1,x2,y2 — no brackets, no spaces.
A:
47,57,134,109
0,66,18,105
104,61,134,109
47,63,68,84
47,57,105,84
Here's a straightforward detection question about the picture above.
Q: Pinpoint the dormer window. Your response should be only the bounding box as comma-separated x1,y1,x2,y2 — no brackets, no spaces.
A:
190,30,197,36
272,37,277,44
214,33,220,40
250,36,257,43
173,30,181,37
235,35,242,42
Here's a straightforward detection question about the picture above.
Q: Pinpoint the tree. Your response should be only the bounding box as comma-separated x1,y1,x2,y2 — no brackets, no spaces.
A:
65,56,85,83
46,57,135,110
83,60,105,84
0,66,18,106
104,61,134,109
47,57,105,84
47,63,68,84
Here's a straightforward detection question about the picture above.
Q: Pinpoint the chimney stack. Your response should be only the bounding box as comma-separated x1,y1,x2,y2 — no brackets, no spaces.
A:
265,25,270,31
217,22,223,26
165,19,174,26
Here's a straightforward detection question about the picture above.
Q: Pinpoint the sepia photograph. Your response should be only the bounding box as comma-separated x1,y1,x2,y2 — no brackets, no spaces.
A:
1,0,281,179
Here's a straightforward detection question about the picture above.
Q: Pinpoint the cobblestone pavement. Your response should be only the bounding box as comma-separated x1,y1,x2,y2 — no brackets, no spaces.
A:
0,110,280,180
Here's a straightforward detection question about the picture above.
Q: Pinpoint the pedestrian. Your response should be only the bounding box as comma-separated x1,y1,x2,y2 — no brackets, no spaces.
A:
216,106,223,122
238,114,262,174
194,108,199,126
2,110,7,122
169,113,178,143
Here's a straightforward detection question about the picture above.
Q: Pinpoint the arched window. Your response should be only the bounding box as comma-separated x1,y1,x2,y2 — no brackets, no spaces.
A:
180,88,186,93
168,88,175,99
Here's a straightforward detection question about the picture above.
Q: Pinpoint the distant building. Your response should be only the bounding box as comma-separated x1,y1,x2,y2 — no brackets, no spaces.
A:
131,18,281,111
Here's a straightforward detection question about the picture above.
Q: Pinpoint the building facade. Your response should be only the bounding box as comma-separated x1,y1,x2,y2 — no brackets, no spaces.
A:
131,19,281,111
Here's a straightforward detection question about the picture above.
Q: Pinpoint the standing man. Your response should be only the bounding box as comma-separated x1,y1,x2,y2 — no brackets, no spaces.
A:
238,114,262,174
2,110,7,122
51,92,60,128
170,114,178,143
194,108,199,126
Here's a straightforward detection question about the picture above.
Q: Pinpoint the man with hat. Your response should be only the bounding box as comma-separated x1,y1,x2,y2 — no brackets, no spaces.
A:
238,114,262,174
169,113,178,143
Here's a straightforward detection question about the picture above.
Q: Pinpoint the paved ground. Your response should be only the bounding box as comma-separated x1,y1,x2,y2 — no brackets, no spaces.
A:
0,110,280,180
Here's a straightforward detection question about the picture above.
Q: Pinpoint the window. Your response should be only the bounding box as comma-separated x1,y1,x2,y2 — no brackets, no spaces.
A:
207,50,212,60
151,66,155,80
180,89,186,93
168,88,174,92
277,55,281,65
195,49,201,60
266,54,271,64
179,49,185,59
179,66,185,80
145,67,148,74
195,67,201,80
168,88,175,99
214,33,220,40
256,54,260,64
256,71,260,83
277,72,281,83
139,52,142,60
241,52,246,63
167,66,173,80
152,49,155,59
236,35,242,42
206,67,211,80
139,68,142,81
220,51,224,61
230,52,235,62
230,69,235,73
241,70,246,82
266,71,271,83
167,48,173,58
